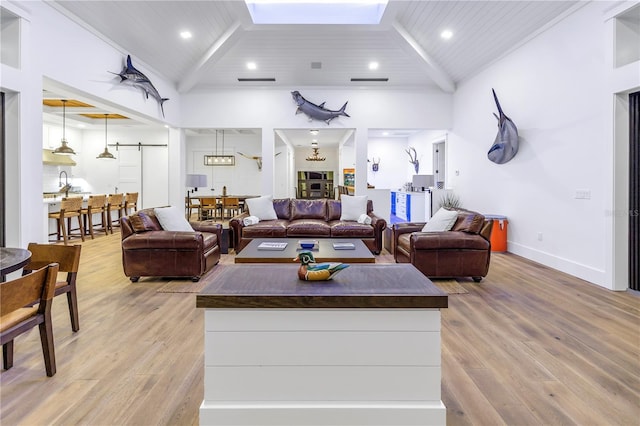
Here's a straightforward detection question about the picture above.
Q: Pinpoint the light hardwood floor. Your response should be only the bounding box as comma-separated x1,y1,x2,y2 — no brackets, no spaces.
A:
1,232,638,425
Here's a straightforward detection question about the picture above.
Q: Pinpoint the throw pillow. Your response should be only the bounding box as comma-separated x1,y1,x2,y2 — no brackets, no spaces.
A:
154,206,193,232
340,195,368,221
422,207,458,232
451,212,485,234
245,195,278,221
129,211,158,233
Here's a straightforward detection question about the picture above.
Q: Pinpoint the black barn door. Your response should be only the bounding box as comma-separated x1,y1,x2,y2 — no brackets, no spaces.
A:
630,91,639,292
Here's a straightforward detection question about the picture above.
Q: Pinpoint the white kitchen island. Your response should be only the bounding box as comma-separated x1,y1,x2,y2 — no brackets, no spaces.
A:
196,264,448,425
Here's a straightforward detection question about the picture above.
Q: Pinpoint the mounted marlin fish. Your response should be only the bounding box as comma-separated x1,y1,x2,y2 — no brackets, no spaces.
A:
111,55,169,117
291,91,350,124
487,88,518,164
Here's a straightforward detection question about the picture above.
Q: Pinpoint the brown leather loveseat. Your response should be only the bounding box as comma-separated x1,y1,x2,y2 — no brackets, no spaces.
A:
120,208,222,282
393,208,493,281
230,198,386,254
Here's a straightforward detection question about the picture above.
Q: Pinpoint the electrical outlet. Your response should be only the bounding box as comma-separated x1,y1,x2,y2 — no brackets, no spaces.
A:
537,232,543,241
575,189,591,199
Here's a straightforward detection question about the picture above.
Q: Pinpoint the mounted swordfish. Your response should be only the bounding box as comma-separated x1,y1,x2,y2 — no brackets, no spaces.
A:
291,91,350,124
110,55,169,117
487,88,518,164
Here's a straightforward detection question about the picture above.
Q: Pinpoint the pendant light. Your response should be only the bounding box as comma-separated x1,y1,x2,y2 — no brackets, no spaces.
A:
97,114,116,159
53,99,76,155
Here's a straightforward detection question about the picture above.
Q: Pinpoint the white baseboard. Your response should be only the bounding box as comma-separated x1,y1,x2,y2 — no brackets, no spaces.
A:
507,242,609,289
199,401,446,425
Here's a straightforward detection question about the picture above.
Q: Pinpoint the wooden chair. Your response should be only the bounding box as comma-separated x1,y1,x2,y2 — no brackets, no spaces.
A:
221,197,241,219
106,193,125,233
48,197,85,245
185,196,201,220
199,197,218,221
124,192,139,216
24,243,82,332
1,263,59,376
81,194,108,239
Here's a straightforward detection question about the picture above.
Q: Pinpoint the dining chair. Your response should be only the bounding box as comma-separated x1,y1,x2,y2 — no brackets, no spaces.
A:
1,263,59,376
106,193,125,233
124,192,139,216
199,197,218,221
221,197,241,219
81,194,108,239
23,243,82,332
185,196,201,220
48,196,85,245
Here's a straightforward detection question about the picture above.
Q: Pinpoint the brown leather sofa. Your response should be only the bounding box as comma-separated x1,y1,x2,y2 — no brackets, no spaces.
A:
393,208,493,281
229,198,387,254
120,208,222,282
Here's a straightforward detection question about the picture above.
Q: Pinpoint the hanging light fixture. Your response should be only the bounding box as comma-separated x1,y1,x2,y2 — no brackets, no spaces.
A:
97,114,116,159
52,99,76,155
204,129,235,166
306,143,326,161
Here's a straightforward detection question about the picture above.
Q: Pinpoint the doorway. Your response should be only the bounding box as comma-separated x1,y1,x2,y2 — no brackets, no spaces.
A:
433,139,446,189
1,92,5,246
629,90,639,291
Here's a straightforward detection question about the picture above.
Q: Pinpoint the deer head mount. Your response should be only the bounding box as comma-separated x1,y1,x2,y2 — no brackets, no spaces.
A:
371,157,380,172
406,147,419,174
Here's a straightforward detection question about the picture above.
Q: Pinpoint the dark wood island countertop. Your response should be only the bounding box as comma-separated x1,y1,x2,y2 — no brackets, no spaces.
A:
196,264,448,309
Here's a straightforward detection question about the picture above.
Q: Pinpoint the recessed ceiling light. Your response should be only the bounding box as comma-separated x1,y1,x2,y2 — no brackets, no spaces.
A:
440,29,453,40
247,62,257,70
369,61,379,70
382,131,389,136
180,30,192,40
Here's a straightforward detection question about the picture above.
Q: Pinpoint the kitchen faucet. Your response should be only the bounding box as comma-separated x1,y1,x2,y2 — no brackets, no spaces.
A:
59,171,70,198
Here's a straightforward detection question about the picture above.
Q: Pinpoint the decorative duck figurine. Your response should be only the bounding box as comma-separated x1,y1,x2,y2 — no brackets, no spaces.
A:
294,250,349,281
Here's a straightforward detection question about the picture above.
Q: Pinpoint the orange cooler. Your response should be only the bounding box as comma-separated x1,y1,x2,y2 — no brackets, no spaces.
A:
485,214,508,252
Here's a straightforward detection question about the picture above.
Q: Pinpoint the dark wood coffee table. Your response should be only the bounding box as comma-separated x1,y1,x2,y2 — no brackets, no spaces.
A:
234,238,375,263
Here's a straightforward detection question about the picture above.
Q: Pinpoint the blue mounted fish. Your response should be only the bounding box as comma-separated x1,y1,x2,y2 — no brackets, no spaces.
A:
488,88,518,164
111,55,169,117
291,91,350,124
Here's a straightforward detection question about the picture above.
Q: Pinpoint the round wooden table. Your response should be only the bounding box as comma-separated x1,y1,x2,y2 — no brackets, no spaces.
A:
0,247,32,282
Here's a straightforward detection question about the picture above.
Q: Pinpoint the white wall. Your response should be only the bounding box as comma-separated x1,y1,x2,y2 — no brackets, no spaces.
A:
366,137,409,191
448,2,609,287
186,131,262,196
3,0,179,244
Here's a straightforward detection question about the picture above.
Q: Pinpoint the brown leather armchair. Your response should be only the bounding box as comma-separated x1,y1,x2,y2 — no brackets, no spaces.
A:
120,208,222,282
393,208,493,282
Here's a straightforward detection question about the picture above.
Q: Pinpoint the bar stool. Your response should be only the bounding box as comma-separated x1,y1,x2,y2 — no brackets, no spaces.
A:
124,192,139,216
81,194,108,239
106,193,125,234
48,197,85,245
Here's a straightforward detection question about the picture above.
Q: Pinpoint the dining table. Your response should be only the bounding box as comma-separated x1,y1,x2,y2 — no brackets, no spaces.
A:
190,195,259,220
0,247,32,282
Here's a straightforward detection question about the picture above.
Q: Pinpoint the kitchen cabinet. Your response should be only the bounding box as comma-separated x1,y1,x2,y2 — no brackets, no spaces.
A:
391,191,431,222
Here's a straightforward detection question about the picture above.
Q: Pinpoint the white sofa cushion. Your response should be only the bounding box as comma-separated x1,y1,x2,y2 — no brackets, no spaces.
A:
340,195,368,221
245,195,278,221
154,206,193,232
422,208,458,232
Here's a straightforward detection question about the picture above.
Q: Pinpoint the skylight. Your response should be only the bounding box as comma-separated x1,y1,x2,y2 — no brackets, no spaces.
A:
245,0,389,25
